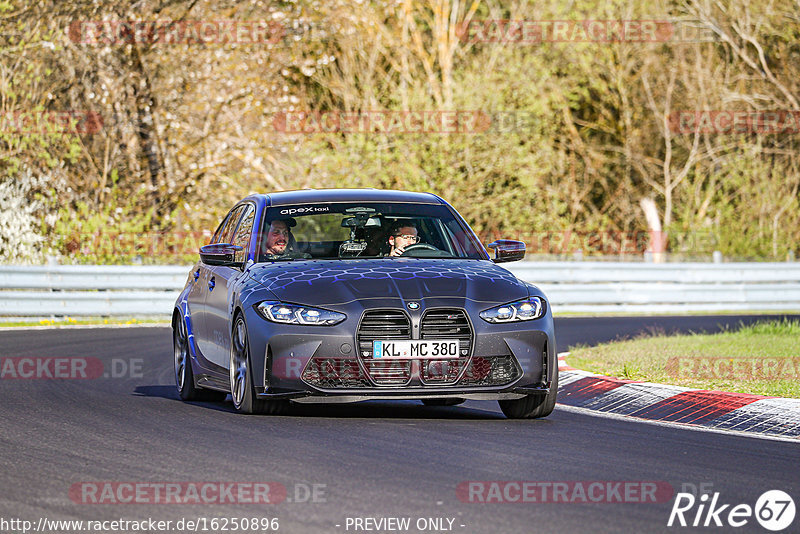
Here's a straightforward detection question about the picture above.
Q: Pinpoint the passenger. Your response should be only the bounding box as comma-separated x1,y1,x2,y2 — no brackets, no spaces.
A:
260,218,311,260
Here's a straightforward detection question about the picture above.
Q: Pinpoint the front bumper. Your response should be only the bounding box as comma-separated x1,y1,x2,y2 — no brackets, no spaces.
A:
244,303,556,403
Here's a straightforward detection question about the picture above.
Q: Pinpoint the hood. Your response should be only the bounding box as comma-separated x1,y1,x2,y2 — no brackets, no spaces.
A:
246,258,528,306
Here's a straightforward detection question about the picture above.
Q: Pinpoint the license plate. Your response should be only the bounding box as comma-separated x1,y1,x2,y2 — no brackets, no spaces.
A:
372,340,460,359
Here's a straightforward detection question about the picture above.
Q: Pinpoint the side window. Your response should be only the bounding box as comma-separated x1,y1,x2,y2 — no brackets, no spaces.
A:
444,218,482,256
232,204,256,263
218,205,245,244
211,213,230,244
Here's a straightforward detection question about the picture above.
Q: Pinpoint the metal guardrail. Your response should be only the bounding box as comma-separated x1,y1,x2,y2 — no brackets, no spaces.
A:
504,262,800,313
0,266,186,316
0,262,799,317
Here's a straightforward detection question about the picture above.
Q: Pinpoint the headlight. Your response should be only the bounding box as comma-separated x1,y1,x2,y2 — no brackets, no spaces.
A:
480,297,545,323
256,301,346,326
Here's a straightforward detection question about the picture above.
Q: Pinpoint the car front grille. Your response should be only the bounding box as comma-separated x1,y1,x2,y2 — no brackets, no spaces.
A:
357,310,412,385
326,308,519,389
419,309,472,384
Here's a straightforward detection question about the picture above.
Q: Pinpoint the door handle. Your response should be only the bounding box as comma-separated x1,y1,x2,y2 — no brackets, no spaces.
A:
208,277,215,291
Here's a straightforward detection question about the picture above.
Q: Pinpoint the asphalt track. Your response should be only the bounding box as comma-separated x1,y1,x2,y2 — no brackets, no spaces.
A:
1,315,798,534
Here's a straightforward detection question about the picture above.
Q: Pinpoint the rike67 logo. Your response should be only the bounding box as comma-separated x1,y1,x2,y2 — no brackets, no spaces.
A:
668,489,795,531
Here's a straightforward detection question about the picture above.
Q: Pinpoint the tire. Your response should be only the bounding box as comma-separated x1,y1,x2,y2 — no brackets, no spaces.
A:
498,368,559,419
230,315,288,415
173,314,226,402
421,398,465,406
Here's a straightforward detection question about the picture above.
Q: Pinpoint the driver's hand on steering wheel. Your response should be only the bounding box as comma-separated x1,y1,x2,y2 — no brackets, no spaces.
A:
389,231,419,256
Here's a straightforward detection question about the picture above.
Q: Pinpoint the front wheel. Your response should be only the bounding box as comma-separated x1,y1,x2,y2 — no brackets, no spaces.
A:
174,314,226,402
498,369,558,419
230,315,288,415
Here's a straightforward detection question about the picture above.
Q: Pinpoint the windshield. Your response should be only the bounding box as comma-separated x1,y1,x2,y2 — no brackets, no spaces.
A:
256,202,485,262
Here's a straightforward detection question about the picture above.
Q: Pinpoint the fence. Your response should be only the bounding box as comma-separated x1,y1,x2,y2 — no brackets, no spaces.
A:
1,262,799,317
504,262,800,313
0,266,186,317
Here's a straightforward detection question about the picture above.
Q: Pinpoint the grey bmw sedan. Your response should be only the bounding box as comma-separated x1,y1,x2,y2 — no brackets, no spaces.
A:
173,189,557,418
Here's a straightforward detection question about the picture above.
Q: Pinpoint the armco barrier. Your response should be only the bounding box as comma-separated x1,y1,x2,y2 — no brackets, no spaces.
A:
0,262,799,317
0,265,186,316
504,262,800,313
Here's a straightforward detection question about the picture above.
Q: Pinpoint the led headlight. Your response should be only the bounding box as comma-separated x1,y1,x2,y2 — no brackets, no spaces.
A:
256,301,346,326
480,297,545,323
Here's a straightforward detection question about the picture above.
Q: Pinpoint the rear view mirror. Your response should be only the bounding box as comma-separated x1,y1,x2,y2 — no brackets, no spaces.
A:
199,243,244,267
487,240,526,263
341,214,382,227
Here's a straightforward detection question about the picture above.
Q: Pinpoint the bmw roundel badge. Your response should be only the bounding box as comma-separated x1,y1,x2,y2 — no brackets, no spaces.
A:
407,302,420,310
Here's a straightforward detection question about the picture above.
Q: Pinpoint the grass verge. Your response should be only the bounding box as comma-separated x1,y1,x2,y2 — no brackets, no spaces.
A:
567,319,800,398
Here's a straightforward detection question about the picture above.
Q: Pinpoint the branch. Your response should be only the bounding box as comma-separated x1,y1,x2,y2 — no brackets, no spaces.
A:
692,0,799,110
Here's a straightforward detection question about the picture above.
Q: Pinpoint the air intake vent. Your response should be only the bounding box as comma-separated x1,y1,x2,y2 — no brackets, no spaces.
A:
459,356,521,386
302,358,370,388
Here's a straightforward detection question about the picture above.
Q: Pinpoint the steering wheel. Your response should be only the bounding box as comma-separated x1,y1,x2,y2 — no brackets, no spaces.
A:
400,243,439,255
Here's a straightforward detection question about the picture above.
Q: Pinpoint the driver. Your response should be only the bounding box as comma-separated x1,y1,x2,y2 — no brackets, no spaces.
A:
260,218,311,260
387,221,420,257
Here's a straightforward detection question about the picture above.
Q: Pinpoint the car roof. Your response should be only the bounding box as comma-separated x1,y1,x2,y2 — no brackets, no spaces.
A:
247,189,445,207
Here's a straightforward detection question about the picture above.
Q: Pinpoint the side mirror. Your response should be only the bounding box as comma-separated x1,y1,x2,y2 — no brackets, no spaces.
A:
199,243,244,267
487,240,526,263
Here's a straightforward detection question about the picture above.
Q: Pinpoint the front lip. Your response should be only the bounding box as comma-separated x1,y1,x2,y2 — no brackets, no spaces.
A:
255,384,551,402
